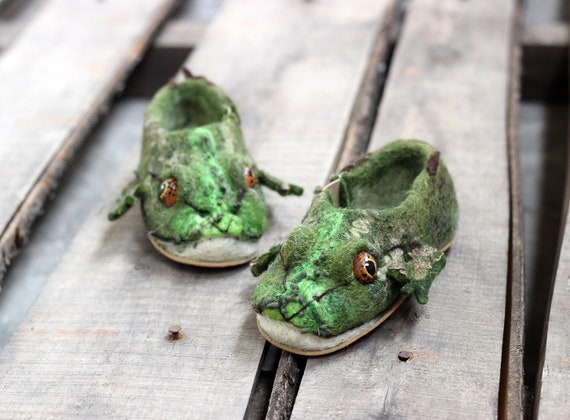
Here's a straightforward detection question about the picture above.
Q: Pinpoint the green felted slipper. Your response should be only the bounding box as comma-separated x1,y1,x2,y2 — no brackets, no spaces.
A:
108,72,303,267
251,140,458,355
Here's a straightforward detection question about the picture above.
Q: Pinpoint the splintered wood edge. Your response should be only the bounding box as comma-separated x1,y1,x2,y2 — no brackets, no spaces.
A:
0,0,178,286
265,350,303,420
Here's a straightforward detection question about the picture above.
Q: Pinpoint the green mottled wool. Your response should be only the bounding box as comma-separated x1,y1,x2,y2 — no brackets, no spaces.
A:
108,77,302,246
252,140,458,337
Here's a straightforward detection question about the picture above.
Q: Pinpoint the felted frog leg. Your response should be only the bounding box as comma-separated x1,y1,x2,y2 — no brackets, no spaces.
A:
256,169,303,196
387,245,446,304
251,244,282,276
107,178,143,221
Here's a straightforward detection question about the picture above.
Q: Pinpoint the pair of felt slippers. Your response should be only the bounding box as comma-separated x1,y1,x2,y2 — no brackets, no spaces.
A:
109,73,458,356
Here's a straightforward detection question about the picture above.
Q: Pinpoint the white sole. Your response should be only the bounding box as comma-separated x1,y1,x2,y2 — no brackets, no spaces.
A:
148,233,258,267
256,296,407,356
256,239,455,355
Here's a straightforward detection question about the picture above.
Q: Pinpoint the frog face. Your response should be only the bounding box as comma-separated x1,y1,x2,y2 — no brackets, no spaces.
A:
140,120,268,265
253,191,421,338
108,77,303,266
251,140,458,354
142,124,267,240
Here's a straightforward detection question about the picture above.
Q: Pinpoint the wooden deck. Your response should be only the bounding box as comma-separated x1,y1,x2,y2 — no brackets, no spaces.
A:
0,0,567,418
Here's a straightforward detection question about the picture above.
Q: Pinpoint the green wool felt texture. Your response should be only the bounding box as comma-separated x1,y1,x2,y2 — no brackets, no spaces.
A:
252,139,458,345
108,76,303,265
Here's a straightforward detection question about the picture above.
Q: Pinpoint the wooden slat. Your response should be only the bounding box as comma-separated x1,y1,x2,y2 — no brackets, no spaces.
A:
0,0,389,416
0,99,149,350
291,0,517,417
0,0,177,283
264,1,404,417
503,1,525,416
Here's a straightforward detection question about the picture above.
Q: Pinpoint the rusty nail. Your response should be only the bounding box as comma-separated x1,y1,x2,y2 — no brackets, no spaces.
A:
398,351,413,362
168,324,181,339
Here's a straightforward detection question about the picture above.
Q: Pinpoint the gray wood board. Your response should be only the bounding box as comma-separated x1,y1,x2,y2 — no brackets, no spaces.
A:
0,0,389,416
0,0,177,280
292,0,515,417
504,3,524,416
0,99,148,350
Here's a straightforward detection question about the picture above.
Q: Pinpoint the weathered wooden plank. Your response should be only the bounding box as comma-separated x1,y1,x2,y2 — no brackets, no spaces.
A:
263,0,404,417
535,23,570,418
503,2,525,416
0,0,177,283
0,99,148,350
330,0,403,174
0,0,216,351
291,0,517,417
0,0,389,416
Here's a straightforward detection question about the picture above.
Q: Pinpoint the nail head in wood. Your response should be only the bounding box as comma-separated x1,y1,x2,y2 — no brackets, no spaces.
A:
398,351,413,362
168,324,181,339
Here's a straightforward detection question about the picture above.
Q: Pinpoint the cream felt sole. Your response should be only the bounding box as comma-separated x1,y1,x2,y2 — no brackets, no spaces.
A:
257,296,407,356
148,233,258,267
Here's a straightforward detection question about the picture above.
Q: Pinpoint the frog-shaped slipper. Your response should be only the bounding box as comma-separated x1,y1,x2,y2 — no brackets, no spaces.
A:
251,140,458,355
108,72,303,267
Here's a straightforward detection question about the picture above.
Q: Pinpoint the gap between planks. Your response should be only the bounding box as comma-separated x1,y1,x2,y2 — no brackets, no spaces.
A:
521,22,569,102
499,0,526,416
532,16,570,418
260,0,406,417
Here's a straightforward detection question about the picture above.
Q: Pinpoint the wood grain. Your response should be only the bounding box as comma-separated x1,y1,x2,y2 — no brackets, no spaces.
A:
264,4,404,415
503,1,525,416
291,0,517,417
0,0,177,284
0,0,388,416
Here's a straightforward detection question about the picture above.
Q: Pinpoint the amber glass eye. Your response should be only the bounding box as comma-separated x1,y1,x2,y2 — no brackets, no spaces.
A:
159,177,178,207
353,251,377,284
244,166,257,188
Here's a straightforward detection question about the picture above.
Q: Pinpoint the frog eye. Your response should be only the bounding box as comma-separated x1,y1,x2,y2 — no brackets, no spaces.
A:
353,251,377,284
244,166,257,188
159,177,178,206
